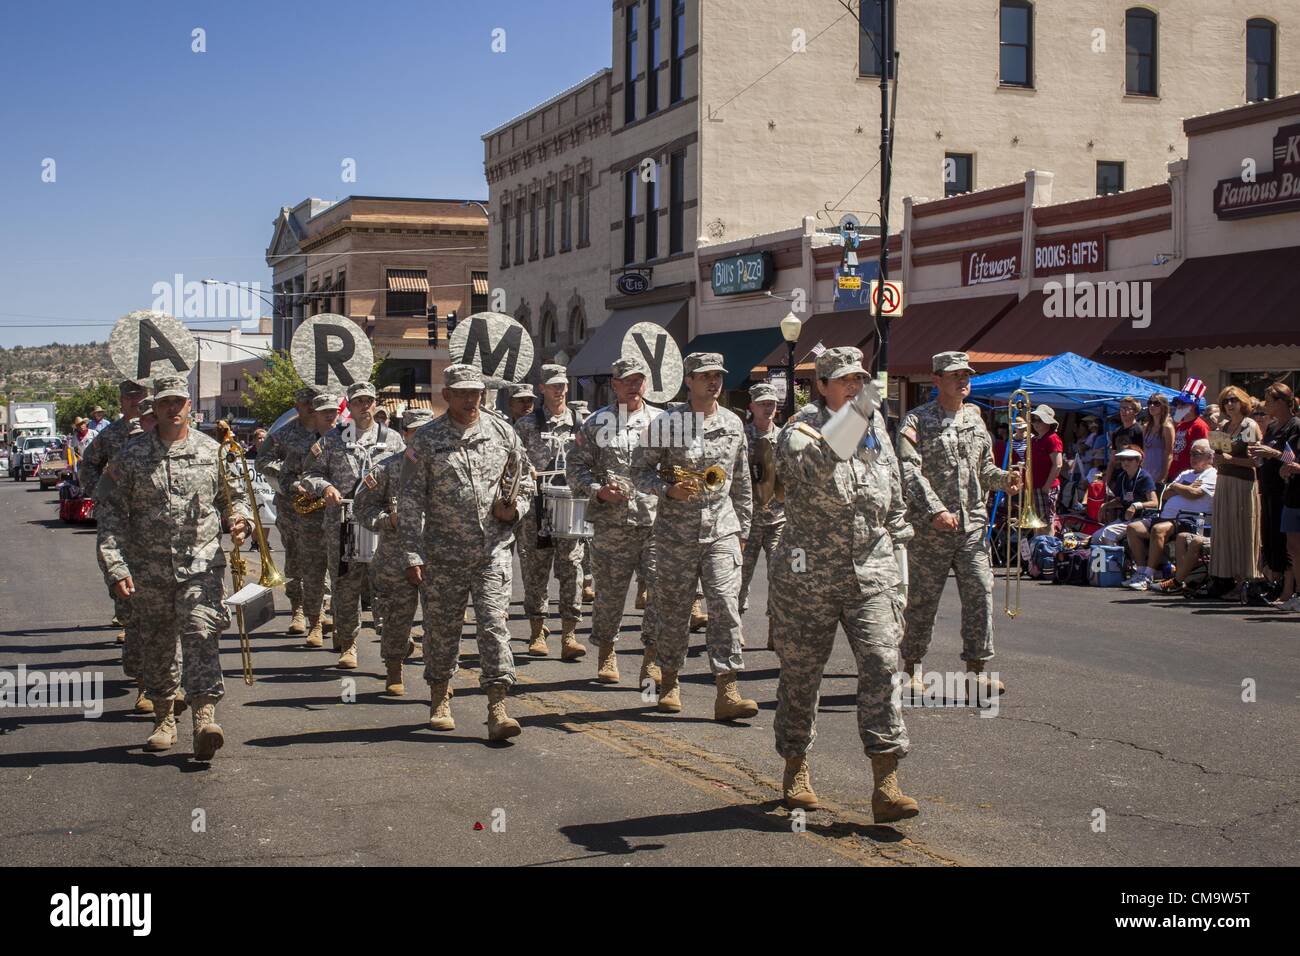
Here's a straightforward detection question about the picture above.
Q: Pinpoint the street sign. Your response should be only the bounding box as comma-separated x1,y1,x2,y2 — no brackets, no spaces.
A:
837,274,862,291
616,273,650,296
710,252,775,296
868,280,904,317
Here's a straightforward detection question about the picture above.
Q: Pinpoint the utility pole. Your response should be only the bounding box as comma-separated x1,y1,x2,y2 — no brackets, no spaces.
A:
871,0,897,381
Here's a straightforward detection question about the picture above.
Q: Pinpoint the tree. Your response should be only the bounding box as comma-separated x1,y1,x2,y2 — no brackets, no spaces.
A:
56,381,120,432
245,351,306,426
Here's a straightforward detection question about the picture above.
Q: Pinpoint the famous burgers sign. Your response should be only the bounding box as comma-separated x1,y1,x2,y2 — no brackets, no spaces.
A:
1213,122,1300,221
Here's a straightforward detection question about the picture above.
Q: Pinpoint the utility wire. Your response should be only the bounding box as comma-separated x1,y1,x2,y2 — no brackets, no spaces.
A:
709,10,852,117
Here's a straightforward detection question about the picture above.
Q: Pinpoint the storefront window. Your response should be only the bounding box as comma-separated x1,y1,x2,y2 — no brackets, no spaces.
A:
1225,369,1298,400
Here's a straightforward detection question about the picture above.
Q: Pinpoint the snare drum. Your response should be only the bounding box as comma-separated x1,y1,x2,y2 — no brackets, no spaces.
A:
542,485,593,540
341,500,379,562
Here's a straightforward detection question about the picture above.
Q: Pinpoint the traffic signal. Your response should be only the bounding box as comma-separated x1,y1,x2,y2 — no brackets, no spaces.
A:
445,310,457,337
426,304,438,346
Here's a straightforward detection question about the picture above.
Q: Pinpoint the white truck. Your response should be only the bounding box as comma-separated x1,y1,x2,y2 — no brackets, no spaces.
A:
7,402,58,479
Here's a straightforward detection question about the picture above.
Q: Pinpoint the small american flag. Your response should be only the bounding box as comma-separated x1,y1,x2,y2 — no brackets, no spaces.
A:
1283,443,1296,465
337,395,352,425
1181,377,1207,401
809,341,827,357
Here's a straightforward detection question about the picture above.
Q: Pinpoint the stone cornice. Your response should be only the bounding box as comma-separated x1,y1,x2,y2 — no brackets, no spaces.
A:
485,112,611,185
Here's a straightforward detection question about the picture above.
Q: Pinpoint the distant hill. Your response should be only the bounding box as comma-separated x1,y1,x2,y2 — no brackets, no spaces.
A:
0,341,117,401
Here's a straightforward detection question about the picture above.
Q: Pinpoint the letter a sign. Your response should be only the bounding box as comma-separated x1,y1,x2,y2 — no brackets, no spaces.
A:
109,310,199,382
291,314,374,390
621,321,684,403
447,311,535,384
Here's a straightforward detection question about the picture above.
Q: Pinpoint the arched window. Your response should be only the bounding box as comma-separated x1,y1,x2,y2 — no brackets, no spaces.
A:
570,307,587,346
1125,8,1157,97
541,309,557,348
1247,19,1277,102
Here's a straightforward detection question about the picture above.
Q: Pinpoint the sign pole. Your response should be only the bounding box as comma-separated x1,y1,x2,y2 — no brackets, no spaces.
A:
871,2,896,381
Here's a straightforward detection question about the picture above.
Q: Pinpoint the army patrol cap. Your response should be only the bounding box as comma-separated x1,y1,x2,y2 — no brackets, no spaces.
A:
138,397,155,416
684,352,727,376
346,381,377,401
932,351,975,374
511,383,537,400
815,346,869,381
540,364,569,385
444,363,485,390
611,356,648,379
118,378,148,396
311,392,340,412
152,374,190,401
749,382,779,403
294,385,322,404
401,408,433,430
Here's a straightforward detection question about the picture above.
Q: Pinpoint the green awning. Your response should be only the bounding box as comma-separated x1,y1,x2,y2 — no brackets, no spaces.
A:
685,328,786,390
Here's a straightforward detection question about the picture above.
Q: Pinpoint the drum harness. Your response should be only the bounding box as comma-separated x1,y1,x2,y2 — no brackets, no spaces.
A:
337,420,391,573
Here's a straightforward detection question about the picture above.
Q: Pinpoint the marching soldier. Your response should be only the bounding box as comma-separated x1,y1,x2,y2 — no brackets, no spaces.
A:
897,352,1021,696
569,399,597,605
354,407,433,696
771,347,917,821
290,392,340,649
399,363,535,741
507,383,536,423
255,386,320,638
566,356,662,685
80,378,149,646
637,351,755,720
299,381,405,670
96,375,251,761
515,363,586,661
738,381,786,649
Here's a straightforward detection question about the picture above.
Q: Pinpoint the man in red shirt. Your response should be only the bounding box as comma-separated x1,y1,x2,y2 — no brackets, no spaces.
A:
1170,387,1210,477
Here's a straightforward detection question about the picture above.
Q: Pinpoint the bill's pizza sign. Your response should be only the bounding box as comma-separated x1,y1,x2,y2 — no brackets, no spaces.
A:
1213,122,1300,220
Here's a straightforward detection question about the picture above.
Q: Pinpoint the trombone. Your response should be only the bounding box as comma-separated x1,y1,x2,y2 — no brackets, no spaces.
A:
216,421,286,684
1003,390,1046,618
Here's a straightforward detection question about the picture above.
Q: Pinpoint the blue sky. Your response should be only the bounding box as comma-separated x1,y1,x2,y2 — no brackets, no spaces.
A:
0,0,610,348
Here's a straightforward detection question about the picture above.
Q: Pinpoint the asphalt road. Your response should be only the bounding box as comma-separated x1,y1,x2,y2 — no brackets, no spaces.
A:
1,476,1297,867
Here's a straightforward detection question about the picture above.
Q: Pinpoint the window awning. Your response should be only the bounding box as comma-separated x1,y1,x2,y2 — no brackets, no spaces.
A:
888,294,1018,375
686,328,786,390
958,291,1118,372
471,272,489,296
756,308,878,370
567,300,688,378
1101,246,1300,353
387,269,430,293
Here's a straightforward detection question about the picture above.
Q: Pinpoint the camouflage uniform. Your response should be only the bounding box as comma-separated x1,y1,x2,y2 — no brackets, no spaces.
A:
257,416,317,612
354,452,423,663
896,397,1013,665
300,418,405,657
637,401,752,675
567,401,662,649
771,401,912,758
398,411,534,689
515,405,583,628
81,413,141,644
96,430,250,702
739,420,785,615
93,417,152,680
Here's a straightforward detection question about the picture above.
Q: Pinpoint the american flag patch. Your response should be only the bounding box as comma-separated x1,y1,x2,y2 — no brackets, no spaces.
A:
363,471,378,490
310,441,323,457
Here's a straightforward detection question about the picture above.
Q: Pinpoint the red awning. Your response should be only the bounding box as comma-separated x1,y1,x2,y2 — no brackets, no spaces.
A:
1102,246,1300,353
963,289,1150,370
888,294,1018,375
755,308,877,369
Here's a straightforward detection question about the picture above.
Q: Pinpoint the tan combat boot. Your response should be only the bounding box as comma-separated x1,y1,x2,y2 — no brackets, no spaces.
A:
428,681,455,730
689,598,709,632
337,643,358,669
304,615,324,648
640,645,662,685
596,644,619,683
560,623,587,661
870,753,919,822
144,698,176,751
385,660,405,696
903,660,925,700
966,659,1005,700
287,606,308,636
714,672,759,721
173,688,188,717
322,612,334,633
656,669,682,713
486,685,521,741
783,755,820,810
192,696,225,762
527,619,549,656
133,680,154,715
635,586,648,610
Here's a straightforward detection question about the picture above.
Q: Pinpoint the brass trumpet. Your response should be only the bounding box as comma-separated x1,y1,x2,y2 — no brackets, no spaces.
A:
1003,390,1046,618
660,463,727,494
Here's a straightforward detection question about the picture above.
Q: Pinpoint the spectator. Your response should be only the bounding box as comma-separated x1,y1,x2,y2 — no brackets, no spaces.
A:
1208,385,1261,595
248,427,268,459
71,417,95,456
1101,446,1157,524
1124,439,1216,590
1249,382,1300,606
1103,396,1144,486
87,406,110,435
1143,393,1175,487
1029,404,1063,529
1280,436,1300,611
1169,387,1211,477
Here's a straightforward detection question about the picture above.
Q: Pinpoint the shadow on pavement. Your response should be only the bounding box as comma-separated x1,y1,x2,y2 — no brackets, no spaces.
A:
558,802,790,856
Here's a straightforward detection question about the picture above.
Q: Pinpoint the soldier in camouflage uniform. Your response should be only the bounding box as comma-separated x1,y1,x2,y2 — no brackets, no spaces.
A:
566,356,662,686
896,351,1020,697
299,381,405,670
771,348,918,821
289,392,339,648
96,375,251,761
739,382,786,649
569,400,596,605
507,383,536,424
636,352,756,721
80,378,149,648
399,363,535,741
515,363,586,661
255,386,320,637
354,407,433,696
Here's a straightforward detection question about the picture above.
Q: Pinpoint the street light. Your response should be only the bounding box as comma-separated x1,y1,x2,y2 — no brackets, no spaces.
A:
779,311,802,421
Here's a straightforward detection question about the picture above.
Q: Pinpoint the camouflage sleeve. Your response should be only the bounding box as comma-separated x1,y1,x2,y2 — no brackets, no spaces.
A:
635,412,671,498
299,440,335,497
566,419,602,498
95,462,132,585
220,454,255,525
352,468,389,533
775,421,836,485
731,426,753,540
509,426,535,521
397,446,427,568
976,419,1012,493
80,430,108,498
896,413,948,518
878,418,914,546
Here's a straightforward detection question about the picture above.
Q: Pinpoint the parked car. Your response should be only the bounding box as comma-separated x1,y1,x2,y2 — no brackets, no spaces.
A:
13,435,57,481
